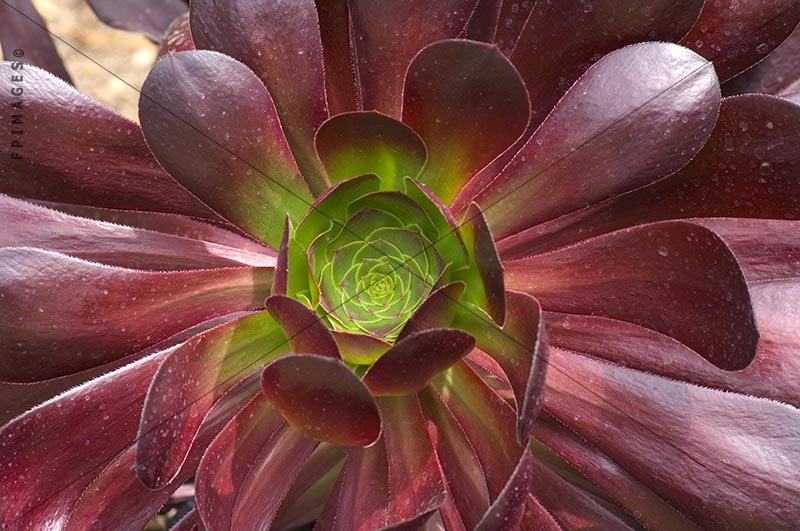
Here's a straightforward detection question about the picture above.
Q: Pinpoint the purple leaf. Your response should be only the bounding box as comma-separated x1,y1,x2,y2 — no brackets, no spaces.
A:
86,0,187,40
347,0,476,117
264,295,339,358
0,0,72,82
467,42,720,239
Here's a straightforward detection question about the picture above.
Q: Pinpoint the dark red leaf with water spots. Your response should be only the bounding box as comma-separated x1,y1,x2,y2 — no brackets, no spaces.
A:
66,374,259,530
419,387,490,528
0,247,272,382
195,391,282,529
261,355,381,447
403,40,529,205
0,64,213,218
504,221,757,370
724,24,800,103
466,0,703,193
139,50,313,248
493,0,532,55
136,311,288,488
528,455,633,530
431,361,533,525
0,351,167,529
533,413,699,529
682,0,800,82
475,450,534,530
191,0,330,194
497,95,800,257
512,0,702,130
466,43,719,238
363,328,474,396
196,391,318,530
542,347,800,528
28,200,271,254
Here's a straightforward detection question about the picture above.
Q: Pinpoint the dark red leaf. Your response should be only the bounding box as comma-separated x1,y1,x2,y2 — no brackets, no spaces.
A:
504,221,757,370
0,65,214,218
0,194,275,270
271,218,291,296
86,0,187,40
317,395,446,529
363,329,475,396
139,50,313,248
458,203,505,325
0,0,72,82
467,43,720,239
191,0,330,194
347,0,476,117
331,331,391,365
0,351,166,528
261,355,381,447
315,111,427,189
403,40,529,205
398,281,465,339
454,291,548,442
533,413,698,529
497,95,800,257
315,0,357,114
0,248,272,382
136,311,288,488
264,295,339,358
543,347,800,528
682,0,800,81
723,24,800,103
465,0,503,42
157,12,194,58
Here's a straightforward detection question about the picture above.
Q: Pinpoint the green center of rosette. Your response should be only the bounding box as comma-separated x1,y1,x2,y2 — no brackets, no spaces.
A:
286,174,469,344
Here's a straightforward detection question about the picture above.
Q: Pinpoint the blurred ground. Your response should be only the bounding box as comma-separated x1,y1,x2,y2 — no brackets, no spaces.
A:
33,0,158,121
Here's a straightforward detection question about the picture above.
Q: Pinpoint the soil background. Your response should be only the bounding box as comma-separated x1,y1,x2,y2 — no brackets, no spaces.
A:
32,0,158,121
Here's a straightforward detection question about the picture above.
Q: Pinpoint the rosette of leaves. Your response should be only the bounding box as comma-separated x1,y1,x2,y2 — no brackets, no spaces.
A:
2,1,800,530
294,177,450,342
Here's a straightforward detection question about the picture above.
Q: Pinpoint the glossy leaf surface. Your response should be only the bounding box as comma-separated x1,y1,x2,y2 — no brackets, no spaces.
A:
0,248,271,382
140,50,312,248
261,355,381,447
191,0,330,193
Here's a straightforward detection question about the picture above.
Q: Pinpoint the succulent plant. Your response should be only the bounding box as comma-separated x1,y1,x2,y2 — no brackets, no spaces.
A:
1,1,800,530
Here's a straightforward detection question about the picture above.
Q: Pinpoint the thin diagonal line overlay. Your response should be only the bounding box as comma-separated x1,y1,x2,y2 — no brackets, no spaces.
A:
2,1,796,526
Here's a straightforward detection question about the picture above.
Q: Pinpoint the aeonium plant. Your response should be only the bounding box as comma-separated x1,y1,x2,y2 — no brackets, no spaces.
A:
1,1,800,530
